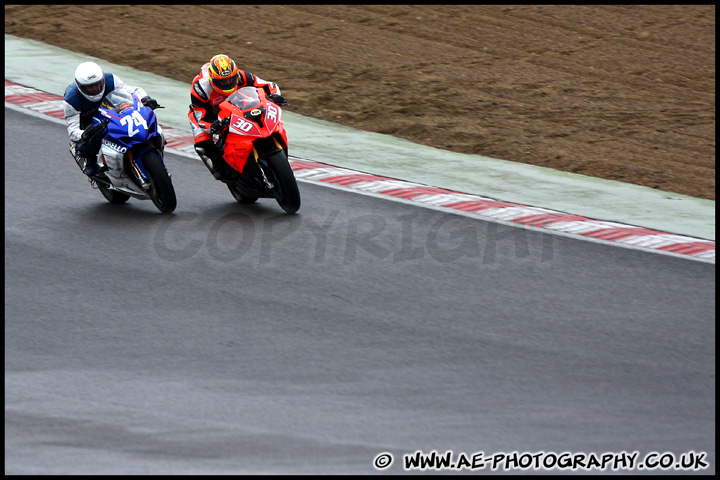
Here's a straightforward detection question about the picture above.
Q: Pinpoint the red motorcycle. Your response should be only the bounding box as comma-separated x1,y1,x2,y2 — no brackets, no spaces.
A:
198,86,301,214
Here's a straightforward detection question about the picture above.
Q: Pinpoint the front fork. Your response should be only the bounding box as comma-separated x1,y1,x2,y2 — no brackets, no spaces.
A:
251,135,286,189
128,145,169,191
252,145,275,190
130,156,151,190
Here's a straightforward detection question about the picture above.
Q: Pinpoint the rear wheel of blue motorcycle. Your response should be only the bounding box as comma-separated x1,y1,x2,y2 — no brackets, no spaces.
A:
264,150,301,214
98,178,130,204
143,150,177,214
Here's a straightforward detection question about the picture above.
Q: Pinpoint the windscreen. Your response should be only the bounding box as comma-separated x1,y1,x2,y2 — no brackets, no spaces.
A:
226,87,261,111
101,89,136,113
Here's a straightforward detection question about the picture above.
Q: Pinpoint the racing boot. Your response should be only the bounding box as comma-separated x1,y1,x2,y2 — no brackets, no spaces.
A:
83,156,99,176
78,139,102,176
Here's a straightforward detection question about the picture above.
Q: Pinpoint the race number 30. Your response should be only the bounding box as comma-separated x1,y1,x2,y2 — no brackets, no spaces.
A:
232,117,253,132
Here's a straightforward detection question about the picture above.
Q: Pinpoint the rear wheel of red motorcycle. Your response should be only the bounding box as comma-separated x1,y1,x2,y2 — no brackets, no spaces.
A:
227,183,259,204
264,150,301,214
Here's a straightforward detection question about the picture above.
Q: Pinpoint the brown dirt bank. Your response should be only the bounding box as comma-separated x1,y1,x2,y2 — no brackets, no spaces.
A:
5,5,715,200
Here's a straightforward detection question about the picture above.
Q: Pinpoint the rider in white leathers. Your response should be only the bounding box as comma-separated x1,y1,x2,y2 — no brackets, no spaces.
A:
63,61,161,176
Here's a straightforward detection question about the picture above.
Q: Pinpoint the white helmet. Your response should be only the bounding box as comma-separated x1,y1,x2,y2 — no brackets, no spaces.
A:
74,62,106,102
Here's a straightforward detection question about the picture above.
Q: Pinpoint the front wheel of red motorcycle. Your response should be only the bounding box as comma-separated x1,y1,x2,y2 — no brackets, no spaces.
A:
263,150,301,214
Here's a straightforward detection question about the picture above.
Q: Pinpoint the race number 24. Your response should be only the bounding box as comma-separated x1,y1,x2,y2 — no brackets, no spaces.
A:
120,111,148,137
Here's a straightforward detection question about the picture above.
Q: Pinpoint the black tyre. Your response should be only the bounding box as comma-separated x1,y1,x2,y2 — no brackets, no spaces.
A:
97,179,130,204
142,150,177,214
263,150,300,214
227,183,259,204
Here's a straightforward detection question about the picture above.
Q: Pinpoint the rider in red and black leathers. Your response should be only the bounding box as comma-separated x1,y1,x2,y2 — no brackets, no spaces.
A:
188,54,284,180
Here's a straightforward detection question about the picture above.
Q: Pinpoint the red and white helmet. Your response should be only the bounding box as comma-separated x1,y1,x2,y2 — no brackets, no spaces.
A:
208,54,240,95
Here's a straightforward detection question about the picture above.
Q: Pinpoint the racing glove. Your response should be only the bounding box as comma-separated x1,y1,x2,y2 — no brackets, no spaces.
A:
210,117,230,134
80,120,108,142
141,96,163,110
268,93,287,105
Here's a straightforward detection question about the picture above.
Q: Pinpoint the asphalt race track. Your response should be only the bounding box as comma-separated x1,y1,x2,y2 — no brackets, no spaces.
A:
4,107,715,474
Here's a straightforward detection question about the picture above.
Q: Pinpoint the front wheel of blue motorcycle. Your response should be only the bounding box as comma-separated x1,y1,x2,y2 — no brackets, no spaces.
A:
142,150,177,214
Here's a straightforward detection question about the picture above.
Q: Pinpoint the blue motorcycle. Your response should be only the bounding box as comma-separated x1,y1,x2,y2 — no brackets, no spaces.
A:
71,89,177,214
